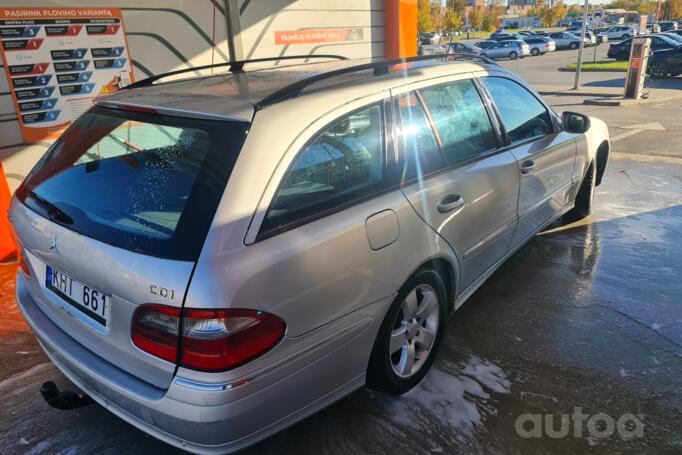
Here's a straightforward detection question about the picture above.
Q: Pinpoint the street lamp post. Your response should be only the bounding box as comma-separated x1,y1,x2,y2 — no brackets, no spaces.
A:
573,0,590,90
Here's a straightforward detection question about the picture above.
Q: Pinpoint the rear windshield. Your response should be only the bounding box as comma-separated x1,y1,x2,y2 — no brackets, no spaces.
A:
18,106,248,261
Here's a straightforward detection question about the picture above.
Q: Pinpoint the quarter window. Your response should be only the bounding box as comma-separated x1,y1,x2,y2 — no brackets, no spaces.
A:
481,77,553,144
260,104,385,235
419,79,498,165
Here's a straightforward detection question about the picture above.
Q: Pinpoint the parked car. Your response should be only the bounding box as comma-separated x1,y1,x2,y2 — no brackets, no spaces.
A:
490,29,510,37
430,32,443,44
418,44,445,55
478,40,530,59
581,31,598,46
10,54,610,454
566,26,590,34
601,25,638,40
419,32,434,45
657,32,682,44
474,40,497,50
563,29,601,46
445,41,481,55
596,31,609,44
524,36,556,55
492,33,526,42
548,32,589,49
607,34,680,60
648,45,682,78
644,26,657,34
658,21,678,32
671,29,682,37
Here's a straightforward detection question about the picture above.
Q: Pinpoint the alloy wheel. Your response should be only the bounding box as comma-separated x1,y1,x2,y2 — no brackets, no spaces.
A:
389,284,440,378
650,63,668,79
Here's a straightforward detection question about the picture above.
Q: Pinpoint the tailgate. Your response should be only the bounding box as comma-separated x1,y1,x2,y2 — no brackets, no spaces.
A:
10,105,248,389
13,200,192,389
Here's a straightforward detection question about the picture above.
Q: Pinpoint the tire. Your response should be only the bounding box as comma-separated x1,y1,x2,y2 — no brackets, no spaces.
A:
649,62,668,79
570,160,596,219
531,47,540,56
569,42,578,50
367,268,448,395
621,34,630,40
509,51,518,60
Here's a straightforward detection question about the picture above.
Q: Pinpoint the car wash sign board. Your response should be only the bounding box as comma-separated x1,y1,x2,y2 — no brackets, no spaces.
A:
0,8,135,143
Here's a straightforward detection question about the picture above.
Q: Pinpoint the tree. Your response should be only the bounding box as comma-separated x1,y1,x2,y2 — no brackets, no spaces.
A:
468,6,484,31
417,0,432,33
431,5,443,32
552,1,567,25
538,1,566,27
662,0,682,20
527,0,543,18
604,0,658,15
482,5,502,32
447,0,467,15
444,8,464,34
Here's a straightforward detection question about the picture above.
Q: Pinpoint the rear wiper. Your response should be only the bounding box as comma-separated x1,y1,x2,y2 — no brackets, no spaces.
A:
25,189,74,225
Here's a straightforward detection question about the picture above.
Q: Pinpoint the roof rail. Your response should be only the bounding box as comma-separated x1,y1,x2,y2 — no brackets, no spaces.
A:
124,54,349,90
255,52,496,109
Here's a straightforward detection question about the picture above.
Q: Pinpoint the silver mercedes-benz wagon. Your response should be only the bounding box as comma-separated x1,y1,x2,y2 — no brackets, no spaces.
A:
10,54,610,453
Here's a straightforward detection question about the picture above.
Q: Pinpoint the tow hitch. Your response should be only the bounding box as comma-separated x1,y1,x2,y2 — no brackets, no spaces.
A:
40,381,94,410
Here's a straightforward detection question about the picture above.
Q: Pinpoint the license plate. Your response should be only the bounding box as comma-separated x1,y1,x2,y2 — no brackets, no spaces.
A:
46,265,110,326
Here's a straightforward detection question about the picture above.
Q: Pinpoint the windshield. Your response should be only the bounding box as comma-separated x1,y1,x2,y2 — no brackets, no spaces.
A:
18,106,249,260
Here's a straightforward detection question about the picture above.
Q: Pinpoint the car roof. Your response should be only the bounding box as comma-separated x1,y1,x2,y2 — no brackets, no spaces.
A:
96,57,498,122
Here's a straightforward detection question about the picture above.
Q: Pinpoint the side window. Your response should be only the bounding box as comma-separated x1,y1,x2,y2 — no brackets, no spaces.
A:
260,104,385,235
419,79,498,166
482,77,553,144
396,92,443,181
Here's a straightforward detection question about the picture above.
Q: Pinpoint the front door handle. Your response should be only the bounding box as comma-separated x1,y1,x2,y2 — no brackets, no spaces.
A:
520,160,536,175
437,194,464,213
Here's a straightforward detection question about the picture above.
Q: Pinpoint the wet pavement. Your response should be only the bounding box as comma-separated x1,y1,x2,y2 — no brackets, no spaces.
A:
1,153,682,454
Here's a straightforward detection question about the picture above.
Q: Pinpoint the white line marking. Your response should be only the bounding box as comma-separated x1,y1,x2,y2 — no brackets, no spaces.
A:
0,362,52,391
611,129,643,142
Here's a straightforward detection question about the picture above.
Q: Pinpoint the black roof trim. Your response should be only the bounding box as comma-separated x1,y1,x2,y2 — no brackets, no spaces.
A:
124,54,349,89
255,53,497,109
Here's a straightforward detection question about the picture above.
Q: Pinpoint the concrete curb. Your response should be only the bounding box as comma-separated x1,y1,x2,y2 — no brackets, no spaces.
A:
558,68,627,73
583,92,682,106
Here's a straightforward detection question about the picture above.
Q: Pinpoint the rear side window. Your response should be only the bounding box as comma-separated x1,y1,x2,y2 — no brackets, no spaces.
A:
260,104,385,236
419,80,498,165
19,106,248,260
396,92,443,181
482,77,553,144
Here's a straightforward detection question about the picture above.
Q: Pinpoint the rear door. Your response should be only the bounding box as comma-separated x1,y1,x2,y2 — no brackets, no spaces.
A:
11,106,248,388
393,75,519,291
478,74,576,248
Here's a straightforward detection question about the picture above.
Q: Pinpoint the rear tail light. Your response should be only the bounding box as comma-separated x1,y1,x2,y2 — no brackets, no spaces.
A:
131,305,285,371
131,305,180,363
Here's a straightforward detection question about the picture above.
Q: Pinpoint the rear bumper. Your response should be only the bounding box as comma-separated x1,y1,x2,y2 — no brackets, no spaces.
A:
16,273,384,453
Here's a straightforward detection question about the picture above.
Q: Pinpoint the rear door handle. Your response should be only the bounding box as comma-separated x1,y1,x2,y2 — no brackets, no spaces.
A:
520,160,536,175
437,194,464,213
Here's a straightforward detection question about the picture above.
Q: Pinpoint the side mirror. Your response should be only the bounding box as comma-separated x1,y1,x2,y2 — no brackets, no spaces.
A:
562,111,590,134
